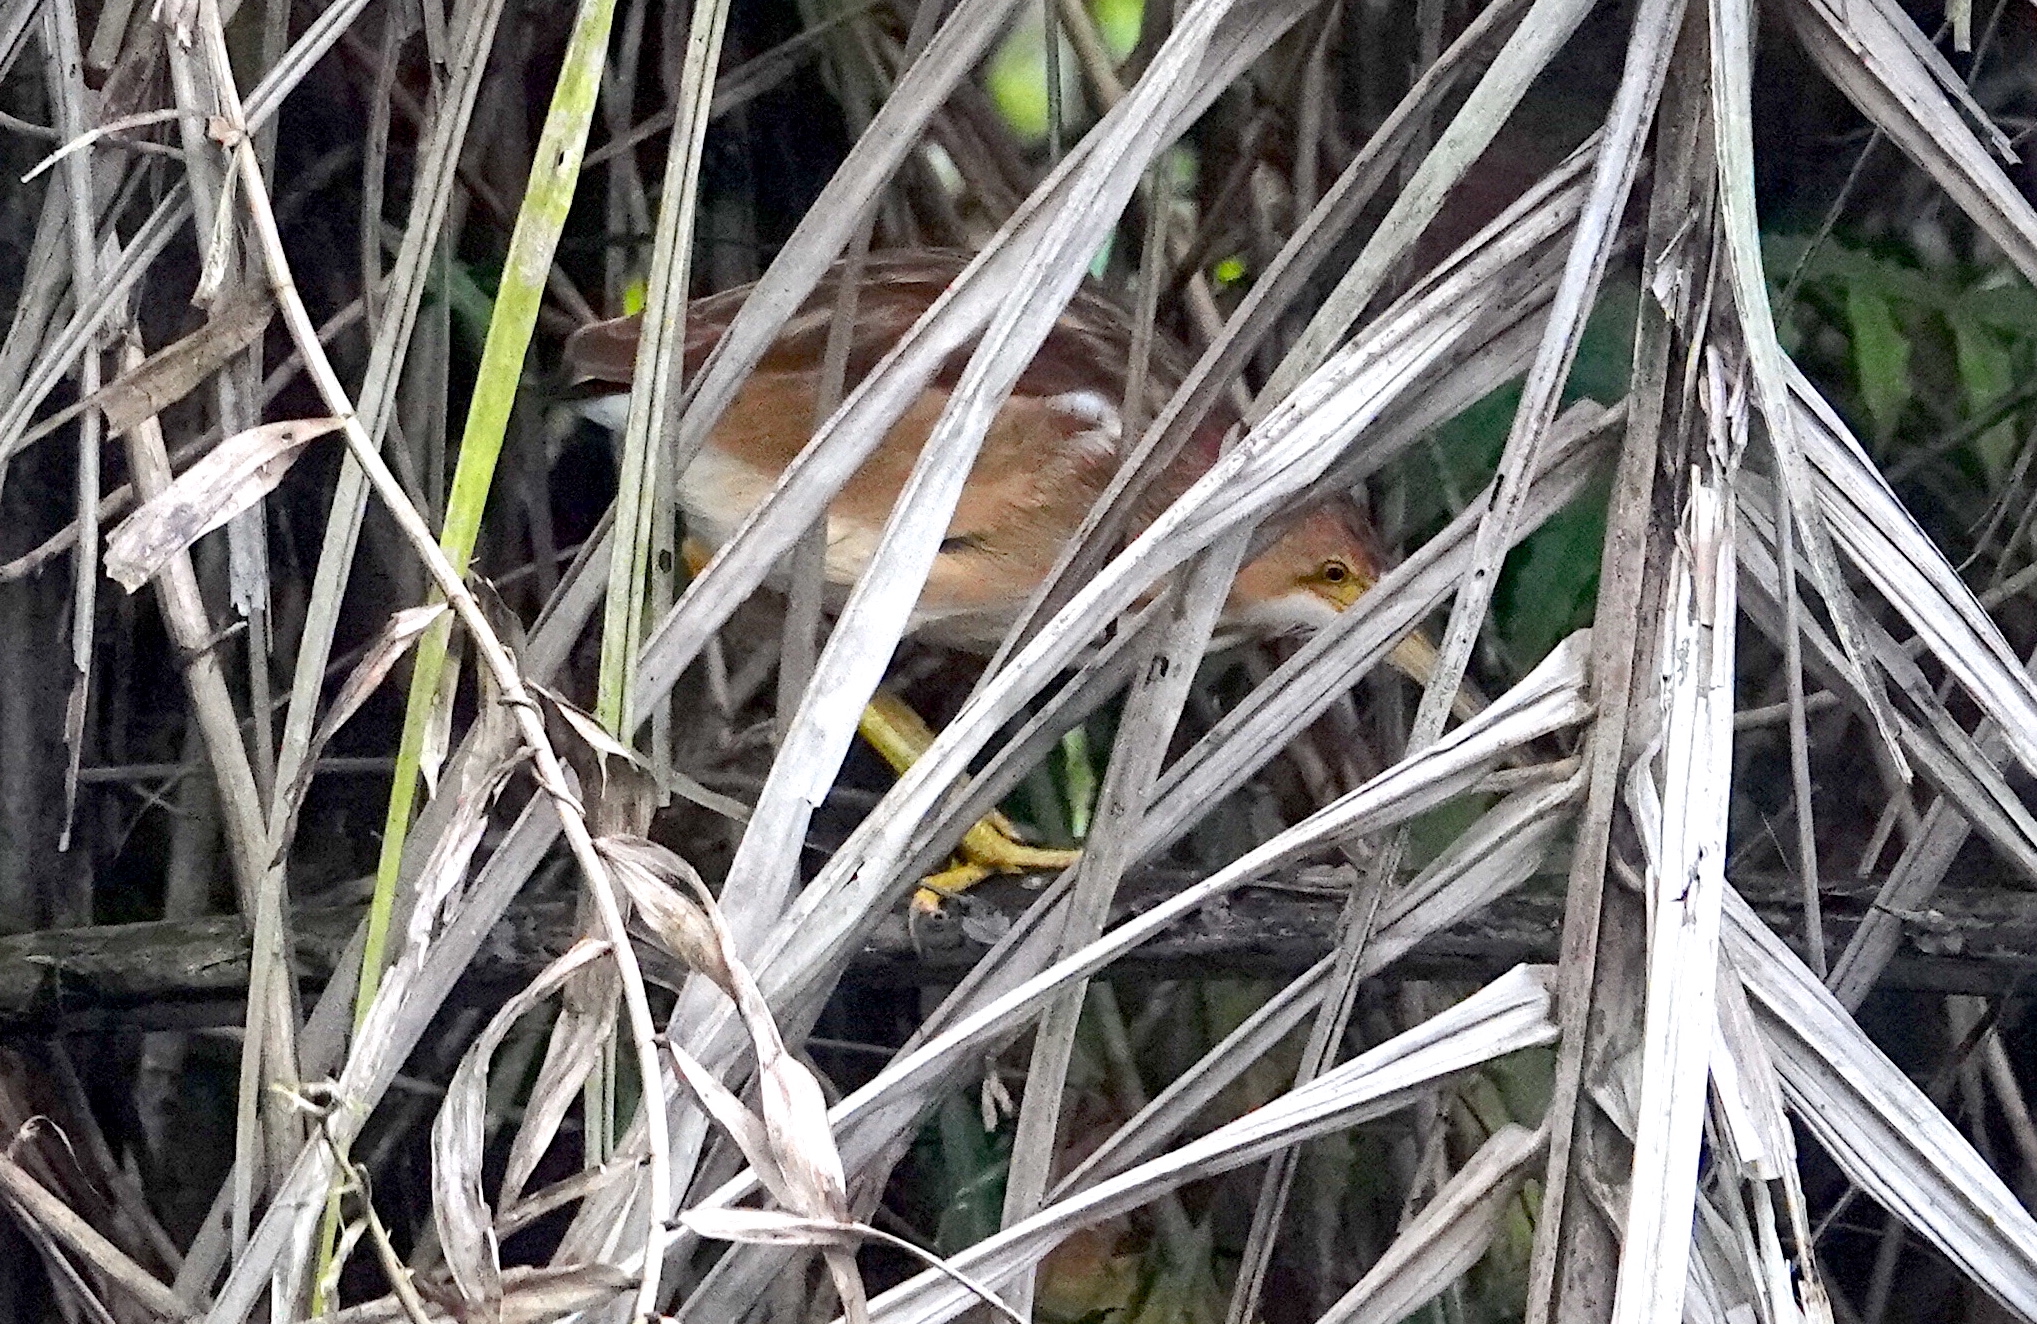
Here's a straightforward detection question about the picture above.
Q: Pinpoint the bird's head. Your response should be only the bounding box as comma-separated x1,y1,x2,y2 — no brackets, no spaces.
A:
1224,504,1379,635
1224,503,1482,718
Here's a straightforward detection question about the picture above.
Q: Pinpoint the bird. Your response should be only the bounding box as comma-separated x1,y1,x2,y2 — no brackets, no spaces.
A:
562,249,1410,904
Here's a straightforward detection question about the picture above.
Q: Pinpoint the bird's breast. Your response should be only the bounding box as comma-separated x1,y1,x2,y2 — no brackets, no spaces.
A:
673,441,779,553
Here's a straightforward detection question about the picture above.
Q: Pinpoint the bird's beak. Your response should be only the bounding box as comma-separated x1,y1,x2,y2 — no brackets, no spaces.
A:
1386,631,1489,723
1308,576,1366,613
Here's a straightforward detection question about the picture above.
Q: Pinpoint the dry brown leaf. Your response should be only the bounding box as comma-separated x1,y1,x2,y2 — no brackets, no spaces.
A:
104,416,341,590
432,941,613,1324
11,287,275,452
321,1263,636,1324
269,603,449,868
535,683,651,778
594,833,866,1320
315,605,449,764
100,289,276,435
679,1208,1025,1324
595,834,733,988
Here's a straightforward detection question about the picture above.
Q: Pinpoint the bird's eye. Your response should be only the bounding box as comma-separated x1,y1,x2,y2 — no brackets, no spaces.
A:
1320,560,1349,584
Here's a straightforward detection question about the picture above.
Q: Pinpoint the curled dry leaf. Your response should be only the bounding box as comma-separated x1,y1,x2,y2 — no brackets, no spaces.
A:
679,1208,1025,1324
533,683,644,773
666,1040,788,1200
595,834,732,988
319,605,453,755
268,603,451,861
420,638,461,801
680,1206,859,1247
432,940,613,1324
496,968,617,1213
536,683,749,823
595,833,866,1320
104,416,342,590
407,750,525,945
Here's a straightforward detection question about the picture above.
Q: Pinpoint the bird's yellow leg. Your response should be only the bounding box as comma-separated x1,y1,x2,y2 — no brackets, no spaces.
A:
689,530,1076,907
859,688,1082,911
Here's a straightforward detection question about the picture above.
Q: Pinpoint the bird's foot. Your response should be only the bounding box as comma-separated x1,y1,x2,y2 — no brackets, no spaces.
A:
910,810,1081,913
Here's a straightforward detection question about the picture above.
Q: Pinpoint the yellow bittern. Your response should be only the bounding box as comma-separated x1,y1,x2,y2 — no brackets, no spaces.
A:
564,250,1400,905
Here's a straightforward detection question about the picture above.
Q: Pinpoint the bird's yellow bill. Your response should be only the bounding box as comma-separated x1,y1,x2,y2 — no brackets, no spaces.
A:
1387,632,1489,724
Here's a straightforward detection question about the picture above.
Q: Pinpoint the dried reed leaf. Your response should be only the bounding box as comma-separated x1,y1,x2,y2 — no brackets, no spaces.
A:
594,833,867,1317
1609,357,1740,1324
860,967,1559,1324
431,941,612,1323
680,1208,1025,1324
1780,0,2037,288
1727,891,2037,1318
1319,1124,1548,1324
104,416,339,591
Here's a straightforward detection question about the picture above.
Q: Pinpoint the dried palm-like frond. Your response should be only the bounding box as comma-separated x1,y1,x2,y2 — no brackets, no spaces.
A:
7,0,2037,1320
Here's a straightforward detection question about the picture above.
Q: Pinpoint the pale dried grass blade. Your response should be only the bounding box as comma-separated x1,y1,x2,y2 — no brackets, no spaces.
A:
664,1039,781,1192
1711,963,1834,1323
679,1209,1025,1324
0,1149,190,1322
320,1263,638,1324
315,606,451,761
496,981,614,1211
1258,0,1597,404
597,834,867,1318
1394,0,1678,756
1735,490,2037,880
1726,889,2037,1318
859,967,1560,1324
1779,0,2037,287
995,525,1248,1319
14,286,273,450
1610,368,1739,1324
677,642,1591,1257
1789,373,2037,781
268,602,450,855
1060,772,1579,1195
405,755,524,956
194,793,564,1324
1712,0,1906,778
1317,1124,1547,1324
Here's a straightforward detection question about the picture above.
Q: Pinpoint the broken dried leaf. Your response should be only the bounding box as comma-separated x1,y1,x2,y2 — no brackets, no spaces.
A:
105,417,341,590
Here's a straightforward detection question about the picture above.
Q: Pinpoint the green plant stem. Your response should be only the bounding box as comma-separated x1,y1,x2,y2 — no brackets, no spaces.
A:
353,0,619,1031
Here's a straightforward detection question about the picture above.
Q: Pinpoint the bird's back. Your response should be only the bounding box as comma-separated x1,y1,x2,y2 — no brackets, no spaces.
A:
564,252,1243,649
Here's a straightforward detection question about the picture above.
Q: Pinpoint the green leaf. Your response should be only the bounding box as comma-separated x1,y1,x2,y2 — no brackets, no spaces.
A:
441,259,500,353
1495,487,1606,668
987,10,1064,142
1950,310,2017,483
1960,282,2037,335
356,0,618,1026
1845,284,1912,441
1093,0,1142,59
932,1091,1010,1255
